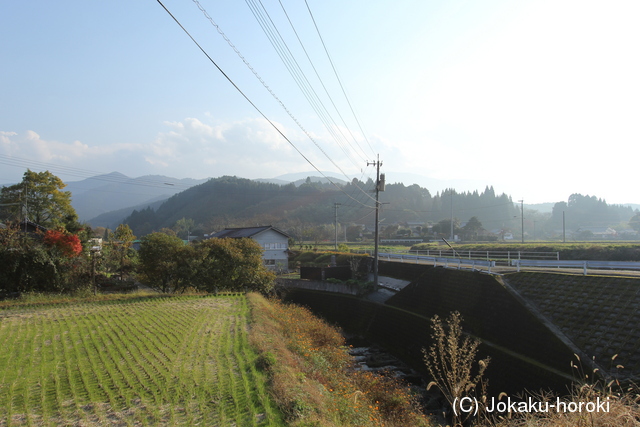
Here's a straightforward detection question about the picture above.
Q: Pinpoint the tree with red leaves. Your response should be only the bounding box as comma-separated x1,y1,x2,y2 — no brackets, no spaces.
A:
44,229,83,257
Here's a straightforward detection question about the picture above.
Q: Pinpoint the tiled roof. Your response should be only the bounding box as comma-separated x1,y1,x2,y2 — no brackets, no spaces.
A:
209,226,290,239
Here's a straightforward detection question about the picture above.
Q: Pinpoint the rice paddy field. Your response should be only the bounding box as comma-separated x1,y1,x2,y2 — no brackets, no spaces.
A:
0,294,283,426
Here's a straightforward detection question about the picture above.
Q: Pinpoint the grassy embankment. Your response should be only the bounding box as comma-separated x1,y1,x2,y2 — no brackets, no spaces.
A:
0,291,430,426
247,293,430,426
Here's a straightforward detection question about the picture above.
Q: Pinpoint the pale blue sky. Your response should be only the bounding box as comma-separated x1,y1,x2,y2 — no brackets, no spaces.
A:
1,0,639,204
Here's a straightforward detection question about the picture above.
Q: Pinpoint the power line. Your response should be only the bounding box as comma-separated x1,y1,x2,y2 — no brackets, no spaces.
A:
303,0,376,158
157,0,374,210
242,0,363,171
275,0,370,162
191,0,364,185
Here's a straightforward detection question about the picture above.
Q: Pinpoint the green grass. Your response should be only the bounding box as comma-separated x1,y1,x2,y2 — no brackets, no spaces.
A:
0,293,283,426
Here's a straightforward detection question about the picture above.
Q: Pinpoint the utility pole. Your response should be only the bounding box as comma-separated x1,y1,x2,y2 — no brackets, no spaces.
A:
334,202,341,250
519,199,524,243
367,155,384,288
450,190,454,241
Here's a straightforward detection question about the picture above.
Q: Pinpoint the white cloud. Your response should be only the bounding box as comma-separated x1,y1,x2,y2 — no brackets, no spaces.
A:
0,130,144,182
1,115,351,183
145,116,361,179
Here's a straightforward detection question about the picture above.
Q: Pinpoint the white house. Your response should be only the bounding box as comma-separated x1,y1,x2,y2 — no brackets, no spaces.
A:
207,226,291,271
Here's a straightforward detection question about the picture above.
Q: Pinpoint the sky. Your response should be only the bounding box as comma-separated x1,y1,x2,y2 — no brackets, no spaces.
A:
1,0,639,205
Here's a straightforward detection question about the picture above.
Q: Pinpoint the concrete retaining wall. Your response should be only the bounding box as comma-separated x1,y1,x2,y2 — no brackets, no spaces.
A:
284,262,580,395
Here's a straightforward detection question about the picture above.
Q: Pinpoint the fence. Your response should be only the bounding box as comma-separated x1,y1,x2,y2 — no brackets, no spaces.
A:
378,252,496,273
511,259,640,275
357,249,559,263
410,249,559,262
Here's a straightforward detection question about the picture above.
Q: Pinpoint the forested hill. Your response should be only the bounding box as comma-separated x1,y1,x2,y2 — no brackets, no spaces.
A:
122,176,520,237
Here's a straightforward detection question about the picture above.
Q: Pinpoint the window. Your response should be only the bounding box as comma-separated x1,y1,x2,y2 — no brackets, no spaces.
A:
264,242,287,250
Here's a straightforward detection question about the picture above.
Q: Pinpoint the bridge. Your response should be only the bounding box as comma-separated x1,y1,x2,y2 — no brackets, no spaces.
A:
377,251,640,276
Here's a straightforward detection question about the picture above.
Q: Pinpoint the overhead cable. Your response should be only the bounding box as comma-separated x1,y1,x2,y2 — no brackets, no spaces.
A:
157,0,374,209
242,0,364,170
303,0,376,158
189,0,378,206
276,0,370,162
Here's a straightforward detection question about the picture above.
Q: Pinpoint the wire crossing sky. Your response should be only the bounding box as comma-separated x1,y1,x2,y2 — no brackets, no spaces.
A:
1,0,639,205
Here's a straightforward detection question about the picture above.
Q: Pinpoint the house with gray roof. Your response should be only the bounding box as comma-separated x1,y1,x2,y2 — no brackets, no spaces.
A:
207,226,291,271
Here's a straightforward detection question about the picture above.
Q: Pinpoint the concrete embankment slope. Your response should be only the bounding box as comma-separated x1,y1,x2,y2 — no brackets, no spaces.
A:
285,262,640,395
505,272,640,382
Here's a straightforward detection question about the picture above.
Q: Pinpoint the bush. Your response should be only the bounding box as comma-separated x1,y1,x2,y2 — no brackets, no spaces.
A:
0,225,91,295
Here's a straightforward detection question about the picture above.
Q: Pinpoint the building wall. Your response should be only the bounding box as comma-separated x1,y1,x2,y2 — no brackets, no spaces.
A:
253,229,289,269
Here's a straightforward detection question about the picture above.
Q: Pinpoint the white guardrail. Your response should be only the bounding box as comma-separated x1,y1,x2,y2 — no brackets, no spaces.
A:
378,252,496,272
511,259,640,275
377,252,640,275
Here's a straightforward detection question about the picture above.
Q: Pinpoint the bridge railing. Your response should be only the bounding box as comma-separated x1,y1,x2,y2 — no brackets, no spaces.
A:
358,249,559,263
409,249,559,262
378,252,496,272
511,259,640,275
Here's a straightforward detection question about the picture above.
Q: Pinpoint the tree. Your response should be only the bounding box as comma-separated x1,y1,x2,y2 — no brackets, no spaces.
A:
0,223,89,295
629,212,640,232
43,229,83,257
195,238,275,293
0,170,78,230
432,218,461,238
462,216,484,241
108,224,137,279
174,217,195,240
381,224,399,239
346,224,363,241
137,232,185,293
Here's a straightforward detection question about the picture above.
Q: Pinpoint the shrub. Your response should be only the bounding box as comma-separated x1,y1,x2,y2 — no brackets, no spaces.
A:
0,225,90,295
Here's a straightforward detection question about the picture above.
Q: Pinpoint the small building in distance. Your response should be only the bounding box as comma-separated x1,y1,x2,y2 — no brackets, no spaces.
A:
207,226,290,271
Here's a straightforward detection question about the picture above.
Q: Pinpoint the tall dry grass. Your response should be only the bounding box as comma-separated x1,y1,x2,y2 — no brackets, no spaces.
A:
422,311,490,426
422,311,640,427
247,293,432,426
485,356,640,427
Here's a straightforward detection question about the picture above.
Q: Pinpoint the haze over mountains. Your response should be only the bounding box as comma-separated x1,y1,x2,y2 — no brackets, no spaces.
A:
65,172,208,224
61,171,640,233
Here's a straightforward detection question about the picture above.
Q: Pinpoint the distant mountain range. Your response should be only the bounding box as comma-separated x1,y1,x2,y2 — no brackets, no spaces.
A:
62,171,640,230
65,172,208,226
70,172,347,228
120,175,522,237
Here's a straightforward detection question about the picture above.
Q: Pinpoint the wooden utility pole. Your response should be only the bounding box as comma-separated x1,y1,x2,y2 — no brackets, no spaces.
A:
519,199,524,243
